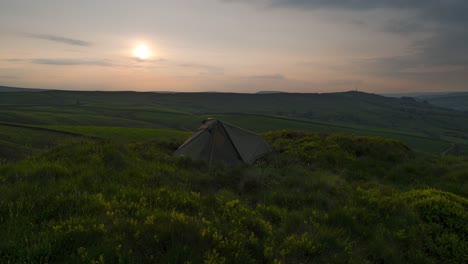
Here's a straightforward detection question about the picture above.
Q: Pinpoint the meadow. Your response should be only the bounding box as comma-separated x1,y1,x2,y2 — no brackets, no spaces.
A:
0,131,467,263
0,90,467,263
1,90,468,157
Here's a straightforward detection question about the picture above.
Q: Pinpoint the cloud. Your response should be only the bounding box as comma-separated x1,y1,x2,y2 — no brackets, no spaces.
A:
179,63,224,75
223,0,431,10
363,26,468,76
381,19,427,35
27,34,92,46
3,59,26,62
224,1,468,79
132,57,166,63
327,79,363,86
31,59,111,66
0,75,18,80
264,0,466,14
415,28,468,66
224,0,468,30
4,58,111,67
247,74,285,80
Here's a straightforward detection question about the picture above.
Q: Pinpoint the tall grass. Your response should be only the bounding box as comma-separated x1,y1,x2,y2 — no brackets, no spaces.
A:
0,132,466,263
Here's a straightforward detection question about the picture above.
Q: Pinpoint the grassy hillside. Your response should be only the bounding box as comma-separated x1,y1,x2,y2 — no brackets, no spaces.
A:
0,132,466,263
0,123,85,162
0,89,466,263
0,123,192,162
1,90,467,132
0,86,48,92
45,126,191,143
419,93,468,111
1,90,468,155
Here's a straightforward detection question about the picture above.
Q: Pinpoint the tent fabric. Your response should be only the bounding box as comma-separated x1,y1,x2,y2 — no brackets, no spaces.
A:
175,119,273,165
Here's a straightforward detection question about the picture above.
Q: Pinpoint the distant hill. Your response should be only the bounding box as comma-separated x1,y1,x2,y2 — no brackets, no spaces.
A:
1,88,468,155
381,91,468,111
0,86,49,92
416,93,468,111
256,91,287,94
381,91,468,98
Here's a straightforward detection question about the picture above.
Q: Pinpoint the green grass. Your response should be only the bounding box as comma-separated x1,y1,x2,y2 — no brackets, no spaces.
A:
2,90,468,155
45,126,191,143
2,106,465,154
1,89,467,263
0,124,81,162
213,114,462,154
0,110,158,127
0,132,466,263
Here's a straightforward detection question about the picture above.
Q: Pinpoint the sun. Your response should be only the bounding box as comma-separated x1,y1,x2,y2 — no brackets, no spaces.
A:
133,44,151,59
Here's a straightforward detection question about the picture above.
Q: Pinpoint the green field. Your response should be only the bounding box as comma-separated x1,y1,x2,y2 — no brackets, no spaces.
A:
1,90,468,156
0,89,467,263
45,126,191,143
0,123,83,162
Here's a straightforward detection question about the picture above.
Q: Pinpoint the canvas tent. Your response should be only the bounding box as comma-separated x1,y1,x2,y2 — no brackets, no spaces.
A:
175,119,273,165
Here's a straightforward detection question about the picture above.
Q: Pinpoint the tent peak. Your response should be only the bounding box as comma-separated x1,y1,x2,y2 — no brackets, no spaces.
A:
175,119,273,165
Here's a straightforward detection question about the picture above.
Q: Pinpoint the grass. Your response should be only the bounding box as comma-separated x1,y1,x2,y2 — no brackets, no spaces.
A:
0,132,466,263
1,89,467,263
0,110,158,128
213,114,463,154
45,126,191,143
0,124,80,162
2,90,468,155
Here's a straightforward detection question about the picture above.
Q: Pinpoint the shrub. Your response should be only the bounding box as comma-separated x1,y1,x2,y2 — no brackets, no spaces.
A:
0,131,466,263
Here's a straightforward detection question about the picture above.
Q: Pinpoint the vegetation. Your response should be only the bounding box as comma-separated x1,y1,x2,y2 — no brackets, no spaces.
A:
418,92,468,111
0,124,80,162
1,90,468,155
0,89,467,262
0,131,466,263
44,126,191,143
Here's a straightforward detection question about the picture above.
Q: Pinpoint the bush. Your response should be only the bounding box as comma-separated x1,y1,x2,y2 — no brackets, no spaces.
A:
0,131,466,263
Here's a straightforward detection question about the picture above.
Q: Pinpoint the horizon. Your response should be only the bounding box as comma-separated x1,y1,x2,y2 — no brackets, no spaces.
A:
3,84,468,97
1,1,468,93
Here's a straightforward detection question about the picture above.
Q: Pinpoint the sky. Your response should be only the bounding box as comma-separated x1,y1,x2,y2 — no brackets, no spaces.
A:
0,0,467,93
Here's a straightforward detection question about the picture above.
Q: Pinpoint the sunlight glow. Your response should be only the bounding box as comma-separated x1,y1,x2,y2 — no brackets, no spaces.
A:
133,44,151,59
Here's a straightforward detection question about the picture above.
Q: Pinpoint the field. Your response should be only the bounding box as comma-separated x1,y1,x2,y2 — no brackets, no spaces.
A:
0,89,467,263
1,90,468,158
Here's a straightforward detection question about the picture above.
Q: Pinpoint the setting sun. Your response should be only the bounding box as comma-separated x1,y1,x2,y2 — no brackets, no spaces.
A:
133,44,151,59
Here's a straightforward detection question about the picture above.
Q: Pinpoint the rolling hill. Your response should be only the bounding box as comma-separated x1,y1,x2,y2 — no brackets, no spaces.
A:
417,92,468,111
0,87,467,263
1,88,468,155
0,85,49,92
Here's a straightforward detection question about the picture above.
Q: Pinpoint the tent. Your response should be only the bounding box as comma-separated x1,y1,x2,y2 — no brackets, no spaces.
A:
175,119,273,165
